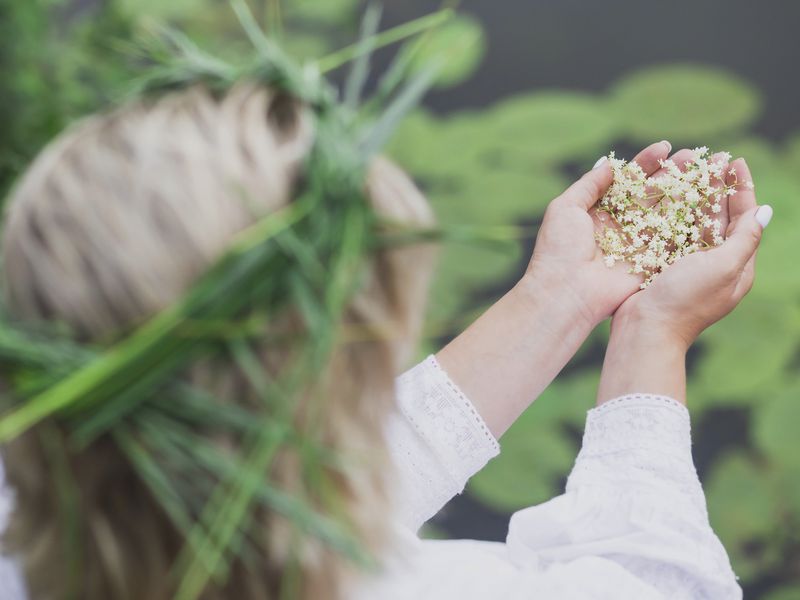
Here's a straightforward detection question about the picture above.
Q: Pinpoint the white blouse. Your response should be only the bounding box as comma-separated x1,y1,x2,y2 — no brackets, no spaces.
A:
0,356,741,599
361,356,742,599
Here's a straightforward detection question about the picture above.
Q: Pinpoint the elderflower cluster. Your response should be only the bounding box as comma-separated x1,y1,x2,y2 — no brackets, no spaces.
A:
595,146,754,288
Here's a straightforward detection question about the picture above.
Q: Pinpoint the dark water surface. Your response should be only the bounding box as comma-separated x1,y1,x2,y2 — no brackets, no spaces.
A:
385,0,800,142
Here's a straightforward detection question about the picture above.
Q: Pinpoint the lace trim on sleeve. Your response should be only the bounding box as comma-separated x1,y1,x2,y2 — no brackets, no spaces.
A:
388,355,500,529
568,393,706,519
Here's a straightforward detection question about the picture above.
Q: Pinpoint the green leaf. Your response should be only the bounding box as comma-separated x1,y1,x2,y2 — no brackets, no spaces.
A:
689,293,800,409
390,94,616,183
611,65,761,143
431,169,566,225
468,421,573,511
705,451,779,580
763,585,800,600
399,14,486,88
467,371,597,512
426,241,522,328
483,92,619,166
753,377,800,472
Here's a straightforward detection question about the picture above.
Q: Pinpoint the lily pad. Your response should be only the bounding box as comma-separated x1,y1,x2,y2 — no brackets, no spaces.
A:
467,371,599,512
611,65,761,143
690,293,800,408
483,92,620,166
705,451,779,580
753,377,800,472
431,168,566,225
763,585,800,600
468,420,575,512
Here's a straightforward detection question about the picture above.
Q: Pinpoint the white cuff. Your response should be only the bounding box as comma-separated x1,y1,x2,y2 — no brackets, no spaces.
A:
388,356,500,530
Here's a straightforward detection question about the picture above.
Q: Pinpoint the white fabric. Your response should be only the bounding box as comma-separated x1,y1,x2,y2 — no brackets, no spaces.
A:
0,461,26,600
0,357,741,599
358,357,742,599
387,355,500,530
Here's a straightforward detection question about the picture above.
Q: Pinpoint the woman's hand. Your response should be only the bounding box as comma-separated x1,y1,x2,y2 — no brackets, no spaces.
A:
437,141,681,436
597,158,772,404
522,141,674,329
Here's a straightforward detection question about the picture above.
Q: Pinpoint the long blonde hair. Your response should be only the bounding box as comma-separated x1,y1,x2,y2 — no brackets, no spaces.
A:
0,84,435,600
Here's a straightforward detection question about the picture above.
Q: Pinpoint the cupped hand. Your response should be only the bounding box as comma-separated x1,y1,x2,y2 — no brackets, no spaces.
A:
523,141,673,328
614,157,772,349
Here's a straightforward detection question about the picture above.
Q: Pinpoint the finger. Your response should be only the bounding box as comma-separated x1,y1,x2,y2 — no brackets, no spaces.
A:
558,156,614,211
631,140,673,176
719,205,772,267
734,251,757,300
726,158,757,227
650,148,696,176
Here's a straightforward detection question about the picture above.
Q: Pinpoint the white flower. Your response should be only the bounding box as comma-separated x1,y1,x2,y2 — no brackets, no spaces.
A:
595,147,753,287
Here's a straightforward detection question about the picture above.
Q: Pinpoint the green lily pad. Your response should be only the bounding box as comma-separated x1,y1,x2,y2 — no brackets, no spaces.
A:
690,293,800,408
611,65,762,143
763,585,800,600
431,168,566,225
705,451,779,580
467,370,600,512
468,420,575,512
784,131,800,177
483,92,620,166
426,241,522,328
753,377,800,472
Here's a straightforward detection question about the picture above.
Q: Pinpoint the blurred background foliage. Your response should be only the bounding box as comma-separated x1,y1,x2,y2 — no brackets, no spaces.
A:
1,0,798,597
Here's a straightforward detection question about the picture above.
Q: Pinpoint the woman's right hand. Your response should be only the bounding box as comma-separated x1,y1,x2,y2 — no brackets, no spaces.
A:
596,158,772,404
614,158,771,350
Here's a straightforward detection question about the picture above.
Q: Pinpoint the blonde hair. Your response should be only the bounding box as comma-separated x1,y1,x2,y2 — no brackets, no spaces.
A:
1,84,435,600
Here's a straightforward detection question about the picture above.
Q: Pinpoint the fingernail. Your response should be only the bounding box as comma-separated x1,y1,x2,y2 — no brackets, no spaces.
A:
660,140,672,153
593,156,608,169
755,205,773,229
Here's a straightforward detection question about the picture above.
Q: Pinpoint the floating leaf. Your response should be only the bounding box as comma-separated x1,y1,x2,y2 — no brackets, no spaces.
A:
690,293,800,408
483,92,619,166
784,131,800,179
469,421,574,511
753,377,800,472
431,168,566,225
467,371,598,511
426,241,522,329
763,585,800,600
705,452,779,580
390,94,618,182
611,65,761,143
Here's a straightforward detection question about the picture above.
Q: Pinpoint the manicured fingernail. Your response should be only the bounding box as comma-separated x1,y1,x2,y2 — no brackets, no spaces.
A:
593,156,608,169
755,205,773,229
660,140,672,153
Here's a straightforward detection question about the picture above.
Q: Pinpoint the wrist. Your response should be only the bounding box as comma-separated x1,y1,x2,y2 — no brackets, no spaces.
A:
598,307,688,405
611,301,693,355
517,268,598,332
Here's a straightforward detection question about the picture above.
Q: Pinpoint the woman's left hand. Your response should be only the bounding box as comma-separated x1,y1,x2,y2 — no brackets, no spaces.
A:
522,141,675,330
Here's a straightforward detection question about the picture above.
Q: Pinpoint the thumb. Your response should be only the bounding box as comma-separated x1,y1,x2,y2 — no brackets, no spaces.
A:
558,156,614,211
720,205,772,266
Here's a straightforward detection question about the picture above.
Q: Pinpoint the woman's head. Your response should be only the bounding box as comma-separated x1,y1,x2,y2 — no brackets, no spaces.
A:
1,83,435,599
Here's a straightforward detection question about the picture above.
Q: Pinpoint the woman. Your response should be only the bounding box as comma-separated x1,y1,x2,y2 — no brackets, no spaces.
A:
0,80,770,599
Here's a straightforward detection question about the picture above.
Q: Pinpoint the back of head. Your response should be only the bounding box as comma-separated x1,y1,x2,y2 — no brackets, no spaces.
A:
0,83,435,600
